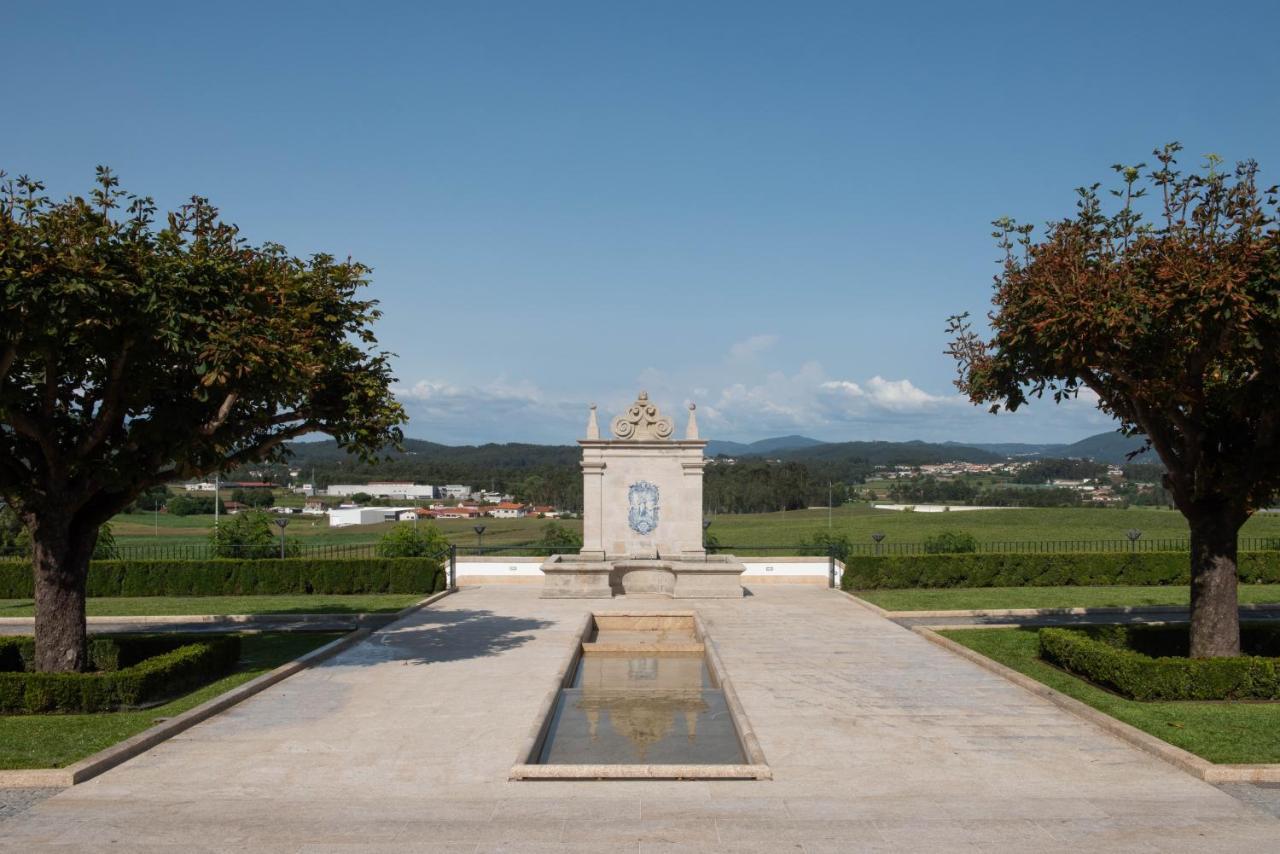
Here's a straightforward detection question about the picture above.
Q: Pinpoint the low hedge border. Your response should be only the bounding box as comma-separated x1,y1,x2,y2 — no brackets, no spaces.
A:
0,557,445,598
840,550,1280,590
1038,626,1280,701
0,634,242,714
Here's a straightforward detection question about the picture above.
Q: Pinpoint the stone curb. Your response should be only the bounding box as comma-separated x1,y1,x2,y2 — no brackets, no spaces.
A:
913,625,1280,784
837,590,892,618
881,603,1280,619
0,588,454,789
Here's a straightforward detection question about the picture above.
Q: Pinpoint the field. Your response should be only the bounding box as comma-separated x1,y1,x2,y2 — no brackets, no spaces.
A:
109,503,1280,551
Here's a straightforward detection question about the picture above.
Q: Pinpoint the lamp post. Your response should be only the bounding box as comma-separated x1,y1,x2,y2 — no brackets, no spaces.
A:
274,517,289,559
1126,528,1142,552
473,524,486,550
872,532,885,556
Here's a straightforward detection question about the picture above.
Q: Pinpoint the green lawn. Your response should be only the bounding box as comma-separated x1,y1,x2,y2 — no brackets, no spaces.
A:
853,584,1280,612
0,594,422,618
0,632,342,769
940,628,1280,764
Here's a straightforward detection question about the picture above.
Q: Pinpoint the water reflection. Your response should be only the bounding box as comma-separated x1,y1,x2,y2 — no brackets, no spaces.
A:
539,654,745,765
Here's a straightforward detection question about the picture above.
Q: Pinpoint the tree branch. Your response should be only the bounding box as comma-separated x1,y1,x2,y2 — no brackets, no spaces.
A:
77,344,131,456
6,411,61,478
199,392,239,436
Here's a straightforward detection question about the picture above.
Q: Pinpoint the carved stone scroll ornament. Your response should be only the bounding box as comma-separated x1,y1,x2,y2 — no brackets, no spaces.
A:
610,391,675,440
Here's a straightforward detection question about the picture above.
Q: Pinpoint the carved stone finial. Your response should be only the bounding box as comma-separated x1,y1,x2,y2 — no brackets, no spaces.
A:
685,403,699,439
586,404,599,439
610,391,675,440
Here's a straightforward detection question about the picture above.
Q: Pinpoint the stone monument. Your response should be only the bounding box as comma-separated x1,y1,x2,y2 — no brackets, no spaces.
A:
540,392,746,598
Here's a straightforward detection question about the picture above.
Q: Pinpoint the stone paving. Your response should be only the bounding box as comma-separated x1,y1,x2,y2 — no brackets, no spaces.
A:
2,586,1278,852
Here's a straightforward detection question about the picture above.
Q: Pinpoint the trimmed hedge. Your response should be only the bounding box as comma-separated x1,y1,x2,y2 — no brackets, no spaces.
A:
0,634,241,713
0,557,445,598
1039,626,1280,701
840,550,1280,590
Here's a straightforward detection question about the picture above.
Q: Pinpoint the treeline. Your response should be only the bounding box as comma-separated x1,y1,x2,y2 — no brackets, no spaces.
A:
888,476,1082,507
704,461,854,514
1012,457,1110,484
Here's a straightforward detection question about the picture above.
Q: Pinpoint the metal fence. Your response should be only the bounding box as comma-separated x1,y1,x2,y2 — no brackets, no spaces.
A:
5,536,1280,564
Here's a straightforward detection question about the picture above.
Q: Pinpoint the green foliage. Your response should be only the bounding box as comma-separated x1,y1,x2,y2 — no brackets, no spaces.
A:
0,635,240,713
351,492,373,504
0,557,444,598
166,494,225,516
209,511,299,559
230,488,275,508
537,521,583,550
0,505,28,557
375,523,449,558
1012,458,1109,484
804,531,853,562
840,550,1280,590
92,523,118,560
922,530,978,554
129,486,170,512
1039,626,1280,701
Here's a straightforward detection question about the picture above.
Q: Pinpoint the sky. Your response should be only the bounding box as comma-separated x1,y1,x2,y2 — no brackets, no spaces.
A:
6,1,1278,446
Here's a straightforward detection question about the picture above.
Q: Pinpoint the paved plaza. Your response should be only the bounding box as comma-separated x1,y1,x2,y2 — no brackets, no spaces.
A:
3,586,1278,852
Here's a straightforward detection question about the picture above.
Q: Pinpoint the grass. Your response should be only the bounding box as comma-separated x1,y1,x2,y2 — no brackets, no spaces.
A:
0,632,342,769
0,594,422,618
853,584,1280,612
109,504,1280,551
939,628,1280,764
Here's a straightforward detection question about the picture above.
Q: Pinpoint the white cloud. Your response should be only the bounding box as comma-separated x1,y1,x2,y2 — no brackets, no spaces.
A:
727,334,779,361
392,345,1117,445
819,375,951,412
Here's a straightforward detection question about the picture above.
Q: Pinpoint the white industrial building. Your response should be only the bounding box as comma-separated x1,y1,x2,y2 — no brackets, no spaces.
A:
328,506,416,527
326,482,439,500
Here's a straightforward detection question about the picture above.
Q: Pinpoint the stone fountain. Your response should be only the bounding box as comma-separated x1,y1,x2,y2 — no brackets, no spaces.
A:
540,392,746,598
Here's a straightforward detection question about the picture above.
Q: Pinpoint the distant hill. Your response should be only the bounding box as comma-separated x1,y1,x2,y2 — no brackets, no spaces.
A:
771,440,1003,467
704,435,825,457
959,431,1153,465
1059,431,1152,465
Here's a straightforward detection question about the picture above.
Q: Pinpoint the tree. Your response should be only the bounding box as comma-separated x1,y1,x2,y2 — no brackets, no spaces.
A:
375,523,449,558
231,487,274,508
0,169,404,671
351,492,373,505
166,494,225,516
210,510,300,559
537,521,582,551
949,144,1280,657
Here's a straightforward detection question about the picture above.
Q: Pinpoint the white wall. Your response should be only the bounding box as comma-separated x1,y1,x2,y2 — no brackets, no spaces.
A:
453,555,841,585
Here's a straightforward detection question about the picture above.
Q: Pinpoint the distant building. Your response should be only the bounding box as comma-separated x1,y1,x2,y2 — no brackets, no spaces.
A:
427,506,481,520
441,484,472,500
326,482,439,500
302,498,328,515
488,502,528,519
328,506,415,528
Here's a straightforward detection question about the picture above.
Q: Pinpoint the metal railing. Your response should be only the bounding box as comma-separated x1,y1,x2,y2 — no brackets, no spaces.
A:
6,535,1279,564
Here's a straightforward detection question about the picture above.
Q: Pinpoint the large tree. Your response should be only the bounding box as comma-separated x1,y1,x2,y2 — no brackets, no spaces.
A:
0,168,405,672
949,144,1280,657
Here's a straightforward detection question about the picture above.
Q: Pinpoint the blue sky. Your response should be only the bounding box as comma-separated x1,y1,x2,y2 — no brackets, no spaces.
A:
7,1,1278,445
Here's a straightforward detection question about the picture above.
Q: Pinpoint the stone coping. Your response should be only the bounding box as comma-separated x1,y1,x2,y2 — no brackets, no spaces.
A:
0,589,454,789
508,609,771,781
913,624,1280,784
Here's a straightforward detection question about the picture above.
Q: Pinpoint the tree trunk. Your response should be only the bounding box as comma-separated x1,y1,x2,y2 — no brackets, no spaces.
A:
1188,510,1243,658
31,519,96,673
